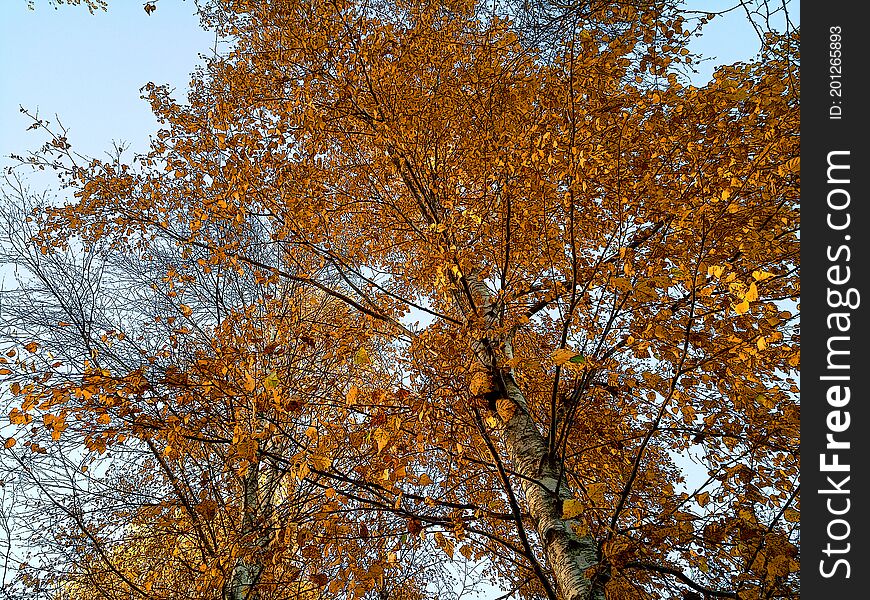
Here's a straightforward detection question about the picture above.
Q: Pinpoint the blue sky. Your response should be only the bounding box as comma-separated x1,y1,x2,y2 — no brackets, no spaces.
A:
1,1,796,174
1,1,213,166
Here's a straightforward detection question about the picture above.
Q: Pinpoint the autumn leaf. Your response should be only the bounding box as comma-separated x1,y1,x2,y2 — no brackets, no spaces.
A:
263,370,279,389
495,398,515,421
708,265,725,278
373,428,390,453
551,348,581,366
406,518,423,535
469,371,493,396
346,385,359,405
235,438,258,462
353,347,371,366
243,371,256,392
586,483,606,505
562,499,584,519
745,283,759,302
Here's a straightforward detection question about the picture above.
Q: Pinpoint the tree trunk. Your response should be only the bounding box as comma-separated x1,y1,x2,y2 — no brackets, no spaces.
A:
225,462,266,600
226,560,263,600
499,374,605,600
463,273,604,600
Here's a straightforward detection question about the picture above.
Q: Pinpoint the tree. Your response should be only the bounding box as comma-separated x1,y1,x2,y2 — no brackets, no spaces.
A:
0,178,458,600
3,1,799,599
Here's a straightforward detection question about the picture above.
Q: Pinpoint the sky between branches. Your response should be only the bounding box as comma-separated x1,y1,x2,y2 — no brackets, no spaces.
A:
1,1,797,174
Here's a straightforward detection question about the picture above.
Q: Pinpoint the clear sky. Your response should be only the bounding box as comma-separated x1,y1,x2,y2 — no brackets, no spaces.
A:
1,1,213,168
1,0,796,177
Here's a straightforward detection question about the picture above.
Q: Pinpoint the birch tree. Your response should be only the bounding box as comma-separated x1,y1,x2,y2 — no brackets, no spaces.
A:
3,1,799,599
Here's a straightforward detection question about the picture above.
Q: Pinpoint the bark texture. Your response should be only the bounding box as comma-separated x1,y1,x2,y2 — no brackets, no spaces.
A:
501,375,605,600
225,462,268,600
465,274,604,600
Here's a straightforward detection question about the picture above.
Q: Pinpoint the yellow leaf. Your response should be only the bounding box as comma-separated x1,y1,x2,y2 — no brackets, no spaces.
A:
235,438,259,462
263,370,279,389
756,337,767,351
346,385,359,405
744,283,759,302
4,437,16,449
310,453,331,470
587,483,606,504
24,342,39,353
434,532,453,558
611,277,632,291
373,428,390,453
180,304,193,317
551,348,579,366
708,265,725,278
783,508,799,523
469,371,493,396
353,347,371,366
495,398,515,421
571,521,589,536
697,491,710,507
752,270,774,281
734,300,750,315
243,371,256,392
418,473,433,485
562,499,584,519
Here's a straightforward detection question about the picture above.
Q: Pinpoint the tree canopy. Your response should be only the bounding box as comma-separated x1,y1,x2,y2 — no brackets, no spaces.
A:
2,1,799,599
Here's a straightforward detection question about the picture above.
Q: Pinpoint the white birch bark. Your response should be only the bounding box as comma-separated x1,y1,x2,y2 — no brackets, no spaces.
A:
501,375,605,600
465,274,605,600
225,461,269,600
